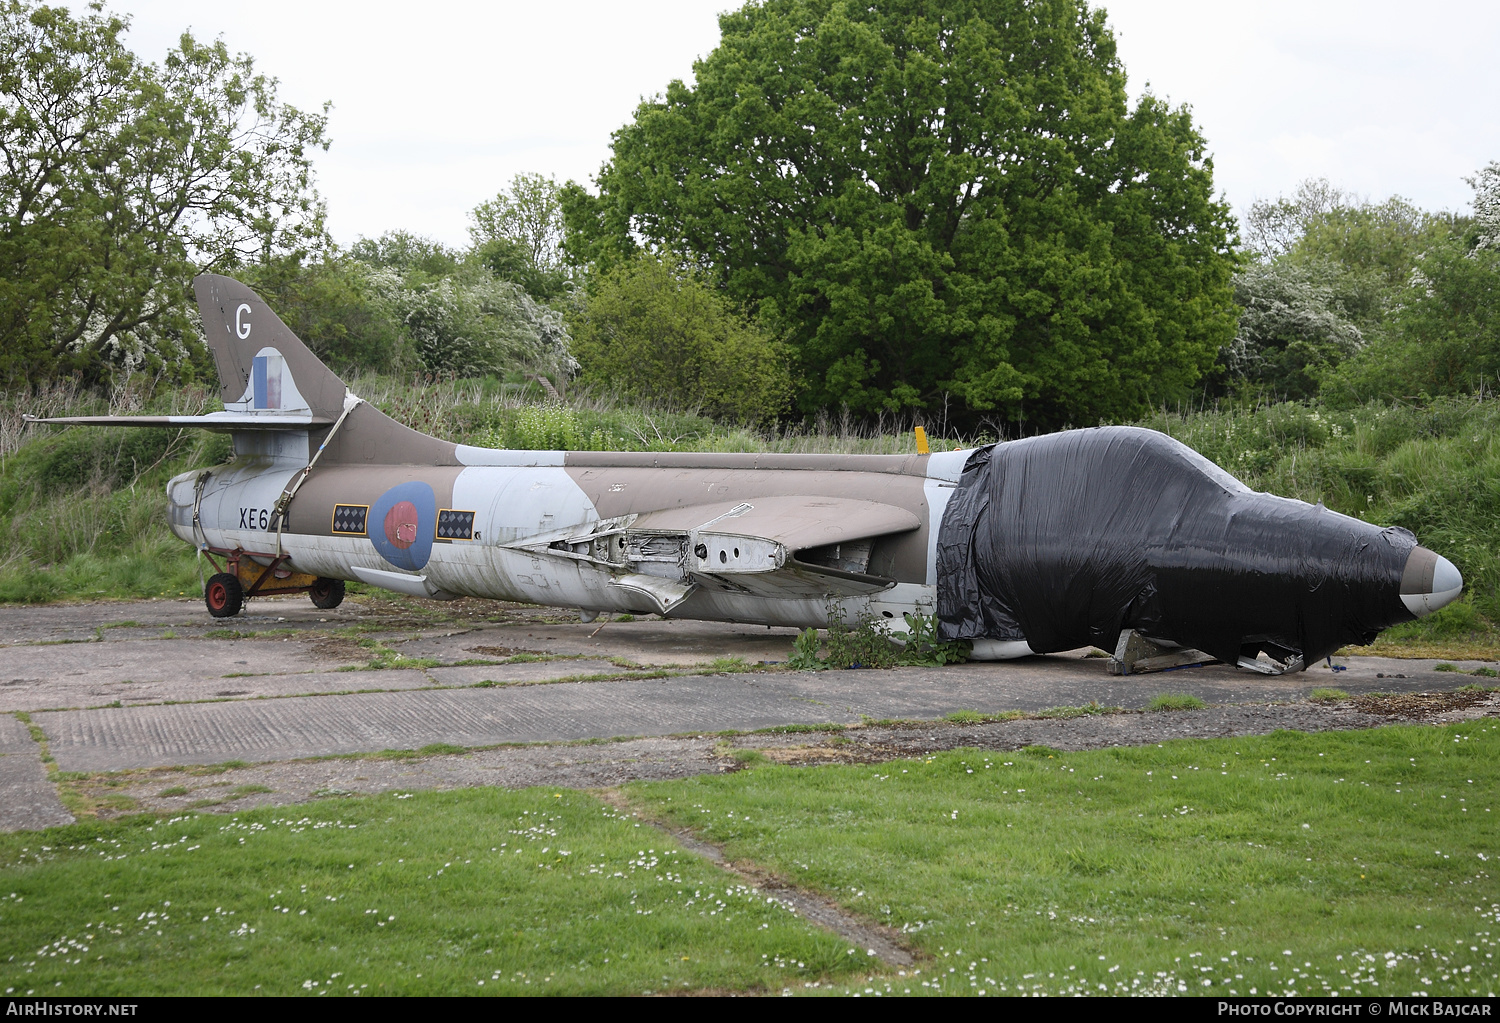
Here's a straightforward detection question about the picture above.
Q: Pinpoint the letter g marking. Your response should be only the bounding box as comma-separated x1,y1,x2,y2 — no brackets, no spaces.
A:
235,303,252,339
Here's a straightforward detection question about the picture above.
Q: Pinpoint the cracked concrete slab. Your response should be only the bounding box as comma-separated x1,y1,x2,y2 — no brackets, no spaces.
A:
54,668,444,708
108,735,726,816
402,617,808,667
64,693,1500,824
0,715,73,831
30,654,1486,773
0,597,371,646
0,634,348,684
4,596,1496,779
424,660,649,685
0,660,681,715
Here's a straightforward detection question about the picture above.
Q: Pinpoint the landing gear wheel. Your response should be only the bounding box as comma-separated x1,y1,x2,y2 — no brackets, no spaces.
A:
309,577,346,610
205,573,244,618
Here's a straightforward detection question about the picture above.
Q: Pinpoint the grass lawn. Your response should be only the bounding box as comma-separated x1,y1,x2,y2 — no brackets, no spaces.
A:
0,788,858,996
3,722,1498,996
632,722,1500,997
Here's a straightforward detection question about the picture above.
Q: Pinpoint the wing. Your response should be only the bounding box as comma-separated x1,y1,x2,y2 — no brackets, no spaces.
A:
505,495,921,612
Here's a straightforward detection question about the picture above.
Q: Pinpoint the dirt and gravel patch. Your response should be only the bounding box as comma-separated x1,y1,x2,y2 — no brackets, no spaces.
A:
735,691,1500,764
1350,688,1498,718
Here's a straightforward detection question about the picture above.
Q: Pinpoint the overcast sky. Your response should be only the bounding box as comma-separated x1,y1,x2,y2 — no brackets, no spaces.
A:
104,0,1500,249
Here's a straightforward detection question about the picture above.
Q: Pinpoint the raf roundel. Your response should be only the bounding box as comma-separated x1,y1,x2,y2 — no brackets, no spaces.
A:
368,482,436,571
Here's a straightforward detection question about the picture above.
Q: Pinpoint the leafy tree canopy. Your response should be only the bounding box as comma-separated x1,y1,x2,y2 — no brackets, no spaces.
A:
239,255,406,374
470,173,572,302
0,0,329,388
1246,178,1454,295
246,246,576,383
563,0,1238,428
1321,166,1500,404
1293,198,1453,293
1231,177,1476,404
1322,240,1500,404
1242,178,1355,260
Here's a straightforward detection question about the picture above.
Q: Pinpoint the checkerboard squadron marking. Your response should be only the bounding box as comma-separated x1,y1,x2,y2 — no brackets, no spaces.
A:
331,504,368,536
436,509,475,541
22,274,1464,673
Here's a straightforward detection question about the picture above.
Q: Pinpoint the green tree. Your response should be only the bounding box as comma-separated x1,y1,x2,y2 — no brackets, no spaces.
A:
1399,242,1500,394
1249,179,1453,289
1321,166,1500,403
1324,239,1500,403
0,0,330,387
563,0,1238,427
339,228,576,381
1292,197,1451,296
1234,178,1463,401
1243,179,1453,331
1242,178,1350,259
469,173,571,302
360,264,575,381
571,255,791,423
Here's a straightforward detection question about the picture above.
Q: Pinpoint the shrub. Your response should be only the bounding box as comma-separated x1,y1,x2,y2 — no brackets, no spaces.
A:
823,610,899,669
571,255,791,424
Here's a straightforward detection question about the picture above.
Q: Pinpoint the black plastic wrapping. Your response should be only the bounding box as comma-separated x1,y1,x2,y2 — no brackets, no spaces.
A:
936,426,1418,665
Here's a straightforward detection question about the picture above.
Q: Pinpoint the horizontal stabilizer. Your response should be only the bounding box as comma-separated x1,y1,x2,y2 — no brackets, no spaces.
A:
25,413,333,430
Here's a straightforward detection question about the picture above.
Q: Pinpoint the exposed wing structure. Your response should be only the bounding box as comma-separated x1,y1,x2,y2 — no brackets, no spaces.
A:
503,496,921,613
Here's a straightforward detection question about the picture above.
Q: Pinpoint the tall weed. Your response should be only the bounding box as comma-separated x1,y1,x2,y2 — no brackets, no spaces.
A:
0,383,229,599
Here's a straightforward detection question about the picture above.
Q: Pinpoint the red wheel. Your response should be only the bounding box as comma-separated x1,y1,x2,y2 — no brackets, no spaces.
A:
205,572,244,618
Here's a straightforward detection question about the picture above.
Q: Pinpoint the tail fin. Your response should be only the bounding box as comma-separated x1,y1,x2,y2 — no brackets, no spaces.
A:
30,274,459,467
194,274,348,421
194,274,459,466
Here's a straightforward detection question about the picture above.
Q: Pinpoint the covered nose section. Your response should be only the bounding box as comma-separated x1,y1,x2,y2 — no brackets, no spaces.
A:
1400,547,1464,617
936,426,1464,669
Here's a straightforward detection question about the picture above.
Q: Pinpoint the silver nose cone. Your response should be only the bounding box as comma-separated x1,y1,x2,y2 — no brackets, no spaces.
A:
1400,546,1463,617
